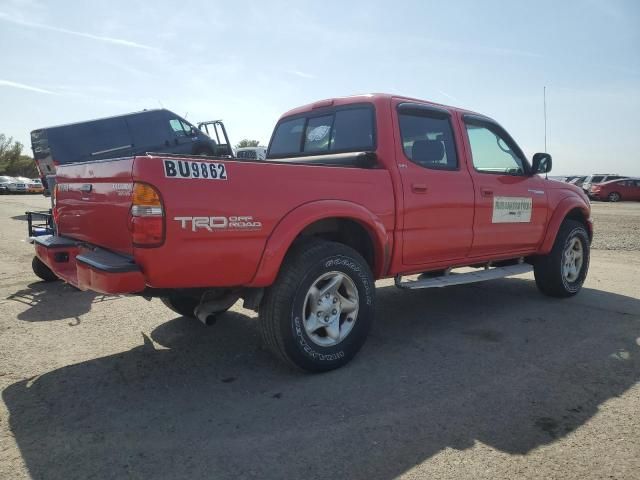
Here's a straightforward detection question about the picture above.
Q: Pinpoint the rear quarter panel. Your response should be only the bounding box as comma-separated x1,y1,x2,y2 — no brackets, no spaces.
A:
133,156,395,288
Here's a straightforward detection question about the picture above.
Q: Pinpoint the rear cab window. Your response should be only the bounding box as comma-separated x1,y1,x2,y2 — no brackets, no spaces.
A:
267,104,375,159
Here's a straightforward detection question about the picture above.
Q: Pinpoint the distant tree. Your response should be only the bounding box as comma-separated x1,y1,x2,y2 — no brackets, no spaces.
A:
0,134,38,177
236,139,260,149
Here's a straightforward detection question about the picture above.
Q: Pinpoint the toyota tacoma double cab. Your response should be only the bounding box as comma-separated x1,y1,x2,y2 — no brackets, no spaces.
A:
33,94,592,372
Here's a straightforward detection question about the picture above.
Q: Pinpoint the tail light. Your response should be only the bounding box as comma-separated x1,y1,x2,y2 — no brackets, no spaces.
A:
130,182,164,247
52,183,60,226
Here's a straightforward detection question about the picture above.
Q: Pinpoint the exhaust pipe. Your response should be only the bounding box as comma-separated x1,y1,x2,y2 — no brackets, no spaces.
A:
194,291,240,326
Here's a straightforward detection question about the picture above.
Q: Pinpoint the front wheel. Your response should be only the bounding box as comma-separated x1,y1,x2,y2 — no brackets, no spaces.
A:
608,192,621,202
534,220,590,297
260,240,375,372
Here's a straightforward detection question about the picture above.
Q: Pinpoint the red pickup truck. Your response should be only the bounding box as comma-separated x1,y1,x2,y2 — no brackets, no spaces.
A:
33,94,592,372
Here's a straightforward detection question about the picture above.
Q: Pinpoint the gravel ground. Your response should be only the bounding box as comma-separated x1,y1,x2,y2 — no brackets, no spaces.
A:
590,202,640,251
0,194,638,480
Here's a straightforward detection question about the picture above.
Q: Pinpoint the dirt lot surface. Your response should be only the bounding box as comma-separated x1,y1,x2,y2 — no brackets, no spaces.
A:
1,194,639,480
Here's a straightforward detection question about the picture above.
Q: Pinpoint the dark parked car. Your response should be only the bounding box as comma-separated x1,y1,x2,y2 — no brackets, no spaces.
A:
31,109,232,190
590,178,640,202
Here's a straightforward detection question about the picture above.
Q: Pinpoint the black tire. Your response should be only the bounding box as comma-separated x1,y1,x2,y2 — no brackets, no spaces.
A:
608,192,621,202
32,256,59,282
260,239,375,372
160,294,200,319
534,219,590,297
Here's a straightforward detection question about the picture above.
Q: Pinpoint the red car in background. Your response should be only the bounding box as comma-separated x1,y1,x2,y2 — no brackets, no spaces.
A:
590,178,640,202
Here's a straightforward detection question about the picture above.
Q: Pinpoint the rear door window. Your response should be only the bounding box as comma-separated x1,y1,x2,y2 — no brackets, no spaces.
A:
398,113,458,170
268,105,375,158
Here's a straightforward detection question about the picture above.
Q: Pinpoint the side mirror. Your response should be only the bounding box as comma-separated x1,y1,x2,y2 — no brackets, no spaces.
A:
531,152,552,175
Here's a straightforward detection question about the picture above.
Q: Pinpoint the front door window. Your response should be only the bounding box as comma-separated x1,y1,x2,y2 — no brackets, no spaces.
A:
466,124,526,175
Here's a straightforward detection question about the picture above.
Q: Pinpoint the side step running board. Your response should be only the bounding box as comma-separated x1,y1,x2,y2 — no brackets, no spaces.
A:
395,262,533,290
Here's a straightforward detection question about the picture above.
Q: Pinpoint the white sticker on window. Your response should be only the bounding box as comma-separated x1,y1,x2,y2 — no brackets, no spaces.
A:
306,125,330,142
492,196,532,223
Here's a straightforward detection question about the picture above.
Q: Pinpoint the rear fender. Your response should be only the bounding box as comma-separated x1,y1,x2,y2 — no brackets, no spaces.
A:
249,200,390,287
539,196,591,254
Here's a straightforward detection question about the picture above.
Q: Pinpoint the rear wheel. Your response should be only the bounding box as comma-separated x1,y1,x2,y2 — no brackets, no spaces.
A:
32,256,58,282
534,220,590,297
608,191,621,202
260,240,375,372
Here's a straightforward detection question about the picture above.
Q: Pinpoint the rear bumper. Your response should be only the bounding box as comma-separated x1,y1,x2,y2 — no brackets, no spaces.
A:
34,235,145,294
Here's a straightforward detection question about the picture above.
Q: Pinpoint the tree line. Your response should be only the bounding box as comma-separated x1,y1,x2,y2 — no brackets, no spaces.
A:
0,134,38,177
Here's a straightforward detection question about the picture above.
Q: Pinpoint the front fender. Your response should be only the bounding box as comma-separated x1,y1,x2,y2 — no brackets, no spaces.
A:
248,200,391,287
539,195,591,254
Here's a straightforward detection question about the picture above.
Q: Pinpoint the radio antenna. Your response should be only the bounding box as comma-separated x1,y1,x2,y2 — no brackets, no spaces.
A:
543,86,547,153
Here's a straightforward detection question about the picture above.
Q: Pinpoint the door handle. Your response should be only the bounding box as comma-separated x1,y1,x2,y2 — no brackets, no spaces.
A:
411,183,428,194
165,140,170,147
481,188,494,197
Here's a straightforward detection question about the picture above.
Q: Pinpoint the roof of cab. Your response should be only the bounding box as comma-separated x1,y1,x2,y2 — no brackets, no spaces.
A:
278,93,482,119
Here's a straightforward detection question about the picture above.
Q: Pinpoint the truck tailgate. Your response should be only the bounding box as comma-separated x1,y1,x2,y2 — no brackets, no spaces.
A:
54,158,135,255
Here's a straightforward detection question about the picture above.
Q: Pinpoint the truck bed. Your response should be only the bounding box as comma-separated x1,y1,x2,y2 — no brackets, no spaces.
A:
53,153,395,289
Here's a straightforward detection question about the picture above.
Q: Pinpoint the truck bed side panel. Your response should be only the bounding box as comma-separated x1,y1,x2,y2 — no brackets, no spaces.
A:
132,156,395,288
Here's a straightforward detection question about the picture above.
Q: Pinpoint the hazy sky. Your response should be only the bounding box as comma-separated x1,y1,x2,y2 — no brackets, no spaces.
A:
0,0,638,175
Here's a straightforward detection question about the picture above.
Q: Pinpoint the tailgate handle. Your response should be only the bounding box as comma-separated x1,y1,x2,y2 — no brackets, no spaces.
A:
81,184,92,193
481,188,493,197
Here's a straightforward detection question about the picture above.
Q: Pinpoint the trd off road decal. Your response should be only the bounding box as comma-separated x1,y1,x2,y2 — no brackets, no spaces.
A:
174,216,261,231
492,196,532,223
163,159,227,180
